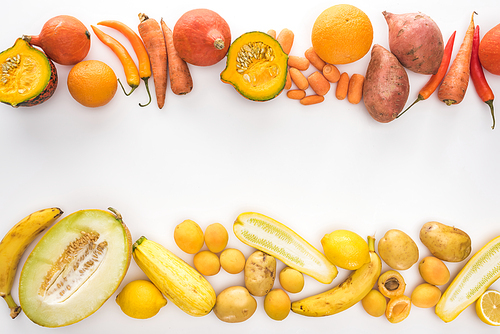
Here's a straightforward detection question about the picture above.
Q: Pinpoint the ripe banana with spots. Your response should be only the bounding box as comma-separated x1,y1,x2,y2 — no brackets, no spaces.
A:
0,207,63,319
291,236,381,317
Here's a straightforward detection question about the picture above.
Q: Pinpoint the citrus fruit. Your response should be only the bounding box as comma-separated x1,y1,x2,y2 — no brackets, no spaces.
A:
115,279,167,319
476,290,500,326
311,4,373,64
321,229,370,270
67,60,117,108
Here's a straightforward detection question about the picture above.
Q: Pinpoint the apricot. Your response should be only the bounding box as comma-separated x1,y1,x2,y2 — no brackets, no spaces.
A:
193,250,220,276
264,289,291,321
418,256,450,286
378,270,406,298
204,223,228,253
411,283,441,308
361,289,387,317
174,219,204,254
220,248,246,274
386,295,411,323
279,267,304,293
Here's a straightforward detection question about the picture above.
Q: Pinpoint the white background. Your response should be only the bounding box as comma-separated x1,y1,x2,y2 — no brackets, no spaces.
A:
1,0,500,333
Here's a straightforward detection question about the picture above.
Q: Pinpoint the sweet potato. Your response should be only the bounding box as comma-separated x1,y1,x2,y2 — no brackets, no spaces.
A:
383,11,444,75
363,44,410,123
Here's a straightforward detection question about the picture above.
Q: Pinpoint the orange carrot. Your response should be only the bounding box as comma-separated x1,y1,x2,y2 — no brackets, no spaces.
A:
300,95,324,105
323,64,341,83
288,56,310,71
160,18,193,95
347,74,365,104
285,71,292,90
267,29,277,39
305,47,326,71
438,12,476,106
97,20,153,106
277,28,294,54
289,67,308,90
91,25,140,96
138,13,167,109
335,72,349,100
308,71,330,96
287,89,306,100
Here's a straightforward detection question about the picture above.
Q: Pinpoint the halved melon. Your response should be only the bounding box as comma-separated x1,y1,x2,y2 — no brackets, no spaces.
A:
19,208,132,327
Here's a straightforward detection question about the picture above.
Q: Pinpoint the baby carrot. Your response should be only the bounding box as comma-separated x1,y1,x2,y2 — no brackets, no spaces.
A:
335,72,349,100
438,12,476,106
161,18,193,95
322,64,341,83
277,28,294,54
287,89,306,100
347,74,365,104
300,95,324,105
305,47,326,71
138,13,168,109
97,20,152,106
470,25,495,129
285,71,292,90
267,29,277,39
91,25,140,96
288,56,310,71
398,31,456,117
289,67,308,90
308,71,330,96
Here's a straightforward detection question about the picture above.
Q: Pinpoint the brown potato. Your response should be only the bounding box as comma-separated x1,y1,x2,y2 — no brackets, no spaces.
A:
213,286,257,323
419,221,471,262
378,229,419,270
244,250,276,296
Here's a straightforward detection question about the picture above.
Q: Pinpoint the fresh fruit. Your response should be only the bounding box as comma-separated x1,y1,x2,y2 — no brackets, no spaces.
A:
311,4,373,64
0,207,62,319
22,15,90,65
436,235,500,322
362,289,387,317
476,290,500,326
115,279,167,319
213,286,257,323
0,38,58,107
418,256,450,285
220,31,288,101
173,8,231,66
419,221,471,262
204,223,228,253
173,219,204,254
67,60,117,108
244,250,276,296
19,208,132,327
264,288,291,321
219,248,245,274
411,283,441,308
291,236,381,317
386,295,411,323
378,229,419,270
383,11,444,74
321,229,370,270
378,270,406,298
132,236,216,317
233,212,337,284
193,250,221,276
279,266,304,293
478,23,500,75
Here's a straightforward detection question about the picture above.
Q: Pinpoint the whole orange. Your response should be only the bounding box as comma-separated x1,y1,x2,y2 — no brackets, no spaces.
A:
311,5,373,65
67,60,117,107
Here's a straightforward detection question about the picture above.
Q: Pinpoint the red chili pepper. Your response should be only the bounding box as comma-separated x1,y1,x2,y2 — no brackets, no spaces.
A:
470,25,495,129
398,31,457,118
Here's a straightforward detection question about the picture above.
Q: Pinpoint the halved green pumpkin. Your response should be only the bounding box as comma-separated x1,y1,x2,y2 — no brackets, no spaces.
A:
19,208,132,327
220,31,288,101
0,38,57,107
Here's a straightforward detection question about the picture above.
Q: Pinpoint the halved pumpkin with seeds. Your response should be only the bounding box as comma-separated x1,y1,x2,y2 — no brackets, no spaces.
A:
220,31,288,101
19,208,132,327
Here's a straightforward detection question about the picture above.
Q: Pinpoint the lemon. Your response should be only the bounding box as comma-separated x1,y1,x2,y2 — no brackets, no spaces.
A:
321,230,370,270
116,280,167,319
476,290,500,326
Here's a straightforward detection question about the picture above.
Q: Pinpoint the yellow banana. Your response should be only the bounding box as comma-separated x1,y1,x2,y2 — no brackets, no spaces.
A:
291,236,381,317
0,207,63,319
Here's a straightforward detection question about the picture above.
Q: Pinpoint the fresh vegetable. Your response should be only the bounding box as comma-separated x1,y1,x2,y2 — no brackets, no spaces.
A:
138,13,168,109
398,31,456,117
173,8,231,66
287,89,306,100
276,28,294,55
419,221,471,262
288,55,309,71
132,236,216,317
363,44,410,122
438,12,476,106
347,73,365,104
383,11,444,74
322,64,341,83
307,71,330,96
471,25,496,129
300,95,324,105
91,25,140,96
285,71,292,89
244,250,276,296
289,67,308,90
267,29,277,39
378,229,419,270
233,212,337,284
291,236,381,317
0,38,58,107
19,208,132,327
213,286,257,323
22,15,90,65
304,46,326,71
435,235,500,322
335,72,349,100
97,20,153,106
478,23,500,75
378,270,406,298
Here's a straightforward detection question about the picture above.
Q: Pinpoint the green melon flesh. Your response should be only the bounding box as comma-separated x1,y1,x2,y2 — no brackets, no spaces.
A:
19,209,131,327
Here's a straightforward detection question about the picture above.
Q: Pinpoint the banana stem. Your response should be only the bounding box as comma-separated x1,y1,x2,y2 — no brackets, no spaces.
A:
3,294,21,319
367,236,376,252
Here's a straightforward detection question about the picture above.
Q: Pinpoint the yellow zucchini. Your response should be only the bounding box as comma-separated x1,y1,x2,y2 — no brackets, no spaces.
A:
132,236,216,317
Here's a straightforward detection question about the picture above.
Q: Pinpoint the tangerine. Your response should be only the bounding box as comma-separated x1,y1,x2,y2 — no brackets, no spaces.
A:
311,5,373,65
67,60,117,108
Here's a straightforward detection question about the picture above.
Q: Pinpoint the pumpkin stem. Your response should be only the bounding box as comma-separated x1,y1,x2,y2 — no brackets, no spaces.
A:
118,78,137,96
214,38,225,50
139,78,152,107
